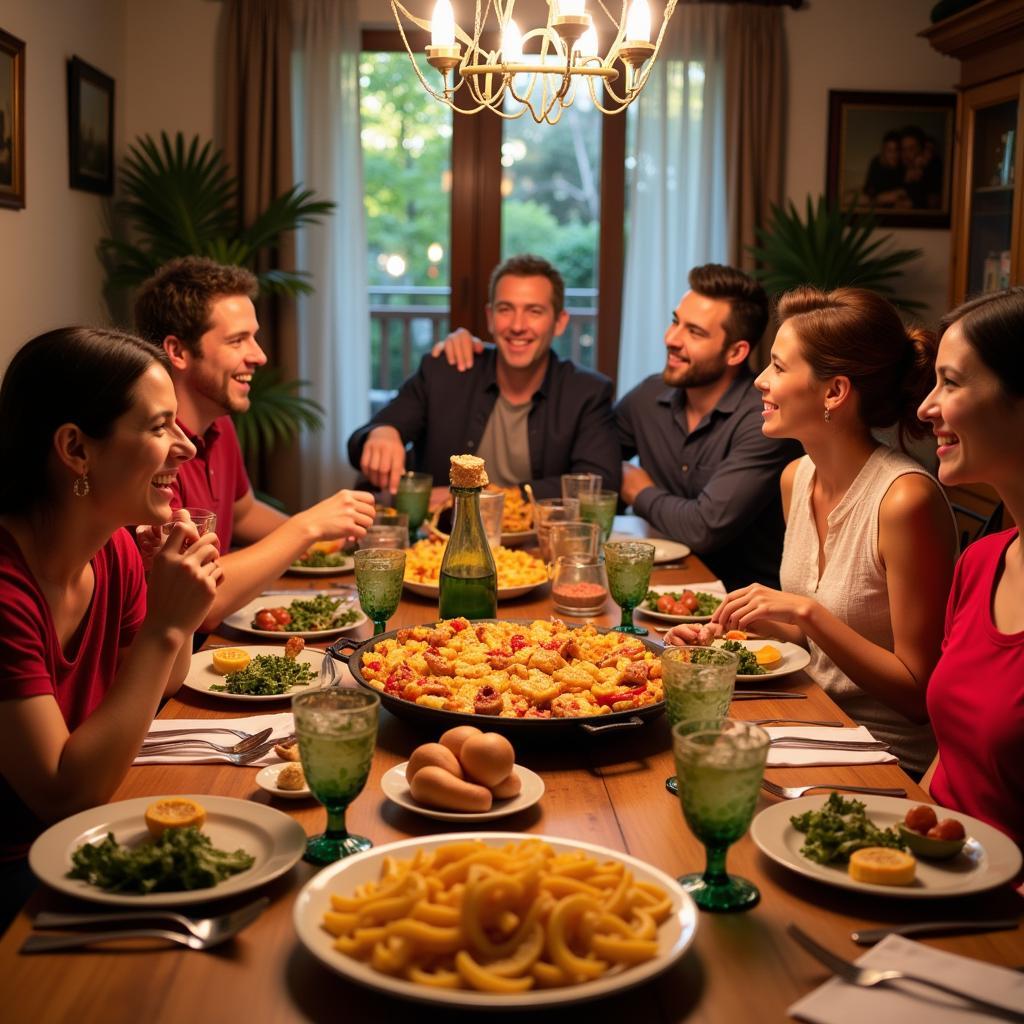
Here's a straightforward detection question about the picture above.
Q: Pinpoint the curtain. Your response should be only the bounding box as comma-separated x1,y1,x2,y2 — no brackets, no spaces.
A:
617,5,730,396
291,0,370,503
221,0,301,509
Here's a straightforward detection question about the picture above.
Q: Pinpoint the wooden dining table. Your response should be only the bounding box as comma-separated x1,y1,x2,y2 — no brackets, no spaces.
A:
1,525,1021,1023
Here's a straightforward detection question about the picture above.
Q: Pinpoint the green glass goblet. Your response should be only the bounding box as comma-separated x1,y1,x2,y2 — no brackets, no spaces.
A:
394,472,433,544
354,547,406,635
662,646,739,796
292,689,380,865
579,489,618,544
672,718,769,912
603,540,655,634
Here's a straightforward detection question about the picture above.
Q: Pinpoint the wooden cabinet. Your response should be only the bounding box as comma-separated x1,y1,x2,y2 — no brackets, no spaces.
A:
922,0,1024,306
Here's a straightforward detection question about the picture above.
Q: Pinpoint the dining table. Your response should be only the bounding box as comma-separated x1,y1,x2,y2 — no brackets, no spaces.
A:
0,519,1021,1024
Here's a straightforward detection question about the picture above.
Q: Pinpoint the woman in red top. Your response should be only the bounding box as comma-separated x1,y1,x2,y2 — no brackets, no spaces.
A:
918,287,1024,851
0,327,222,923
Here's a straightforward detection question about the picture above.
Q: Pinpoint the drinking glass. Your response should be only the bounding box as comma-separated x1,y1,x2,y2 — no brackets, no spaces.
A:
662,647,739,795
672,718,769,912
357,525,408,550
551,557,608,616
161,507,217,540
579,490,618,544
534,497,580,562
603,540,655,634
548,521,600,565
373,509,409,532
561,473,600,504
477,490,506,550
394,472,433,544
292,689,380,865
354,548,406,634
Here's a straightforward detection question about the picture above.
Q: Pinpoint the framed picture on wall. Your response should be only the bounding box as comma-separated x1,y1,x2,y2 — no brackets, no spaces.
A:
0,28,26,210
67,55,114,194
826,90,956,228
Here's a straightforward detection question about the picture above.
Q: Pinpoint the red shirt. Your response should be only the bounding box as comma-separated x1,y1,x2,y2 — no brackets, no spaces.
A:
0,527,147,859
927,529,1024,850
172,416,251,553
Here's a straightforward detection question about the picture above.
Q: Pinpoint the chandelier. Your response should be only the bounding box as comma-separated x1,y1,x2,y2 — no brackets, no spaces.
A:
390,1,679,124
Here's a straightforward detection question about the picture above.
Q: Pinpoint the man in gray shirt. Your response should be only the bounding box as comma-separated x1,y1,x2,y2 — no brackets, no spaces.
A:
616,264,801,589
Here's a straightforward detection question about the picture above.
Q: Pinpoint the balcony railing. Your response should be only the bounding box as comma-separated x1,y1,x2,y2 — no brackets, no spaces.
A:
369,284,597,409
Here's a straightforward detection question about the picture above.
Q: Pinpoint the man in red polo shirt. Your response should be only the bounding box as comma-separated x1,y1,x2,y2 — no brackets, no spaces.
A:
134,257,375,628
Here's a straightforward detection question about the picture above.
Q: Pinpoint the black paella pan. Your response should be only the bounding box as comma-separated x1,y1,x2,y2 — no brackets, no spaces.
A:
326,619,667,737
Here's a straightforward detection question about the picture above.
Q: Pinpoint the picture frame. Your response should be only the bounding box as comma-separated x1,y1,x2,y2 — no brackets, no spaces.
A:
67,55,114,194
0,28,25,210
826,90,956,228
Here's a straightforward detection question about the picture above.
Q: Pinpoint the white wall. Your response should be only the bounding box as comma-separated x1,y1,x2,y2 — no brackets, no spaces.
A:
785,0,959,328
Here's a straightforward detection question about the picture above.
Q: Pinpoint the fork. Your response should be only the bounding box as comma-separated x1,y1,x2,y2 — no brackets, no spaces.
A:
22,898,268,954
140,727,273,756
762,779,907,799
769,736,890,751
136,736,279,766
145,725,258,741
750,719,843,727
788,923,1024,1020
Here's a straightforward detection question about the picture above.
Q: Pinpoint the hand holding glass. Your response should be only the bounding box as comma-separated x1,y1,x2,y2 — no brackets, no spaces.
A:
161,508,217,550
603,540,655,634
354,548,406,634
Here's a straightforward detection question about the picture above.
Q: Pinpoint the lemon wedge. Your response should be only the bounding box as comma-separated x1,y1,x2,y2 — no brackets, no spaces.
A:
144,798,207,838
724,630,748,641
755,644,782,667
211,648,251,675
848,847,916,885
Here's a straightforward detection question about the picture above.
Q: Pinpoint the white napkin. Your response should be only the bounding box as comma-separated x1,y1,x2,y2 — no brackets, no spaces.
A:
134,713,294,767
766,725,898,768
789,933,1024,1023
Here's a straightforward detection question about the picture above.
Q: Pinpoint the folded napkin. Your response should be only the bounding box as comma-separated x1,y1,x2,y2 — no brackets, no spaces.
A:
134,713,294,767
765,725,898,768
789,933,1024,1023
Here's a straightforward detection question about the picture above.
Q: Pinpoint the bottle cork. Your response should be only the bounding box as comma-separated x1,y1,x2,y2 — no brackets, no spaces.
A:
449,454,488,489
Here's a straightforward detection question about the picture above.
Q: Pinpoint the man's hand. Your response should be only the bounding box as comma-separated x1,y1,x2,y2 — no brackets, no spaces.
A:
621,462,656,506
430,328,484,371
294,489,376,545
361,426,406,493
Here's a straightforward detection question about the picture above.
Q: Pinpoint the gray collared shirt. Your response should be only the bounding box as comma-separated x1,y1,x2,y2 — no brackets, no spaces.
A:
614,371,802,589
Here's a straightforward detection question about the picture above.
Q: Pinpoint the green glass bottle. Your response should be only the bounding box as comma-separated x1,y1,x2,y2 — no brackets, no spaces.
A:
439,456,497,620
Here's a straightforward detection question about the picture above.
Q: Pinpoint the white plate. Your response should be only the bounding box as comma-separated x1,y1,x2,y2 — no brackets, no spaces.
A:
293,832,698,1008
29,794,307,907
183,645,326,702
636,584,725,624
607,534,691,564
501,529,536,547
255,763,313,800
720,639,812,682
381,763,545,821
223,590,367,639
287,555,354,577
403,579,545,601
751,794,1022,898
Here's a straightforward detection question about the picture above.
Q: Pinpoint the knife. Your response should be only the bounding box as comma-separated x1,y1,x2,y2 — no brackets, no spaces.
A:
769,737,890,750
732,691,807,701
851,918,1019,945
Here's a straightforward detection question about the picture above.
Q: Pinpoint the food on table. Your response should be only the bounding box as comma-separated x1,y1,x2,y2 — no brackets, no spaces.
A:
686,639,766,676
407,742,465,781
643,589,723,617
438,725,482,759
404,537,547,590
754,644,782,667
320,837,672,992
209,653,316,696
409,764,493,812
405,730,519,812
898,805,967,859
551,580,608,613
903,803,938,834
144,798,207,838
458,732,515,788
848,847,917,885
277,763,307,791
250,593,360,633
790,792,904,865
491,771,522,799
494,485,532,533
361,618,663,719
284,636,305,658
723,630,749,640
211,648,252,675
68,806,254,894
275,739,302,761
293,540,350,569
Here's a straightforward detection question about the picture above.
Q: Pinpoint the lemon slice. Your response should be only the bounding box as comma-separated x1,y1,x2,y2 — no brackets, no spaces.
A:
211,648,251,675
755,644,782,667
144,798,207,838
848,847,916,885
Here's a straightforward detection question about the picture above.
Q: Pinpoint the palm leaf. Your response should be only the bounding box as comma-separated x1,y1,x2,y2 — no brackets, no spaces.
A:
231,369,325,462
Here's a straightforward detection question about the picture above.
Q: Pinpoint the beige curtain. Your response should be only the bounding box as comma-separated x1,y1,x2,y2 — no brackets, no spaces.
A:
724,4,786,364
221,0,301,510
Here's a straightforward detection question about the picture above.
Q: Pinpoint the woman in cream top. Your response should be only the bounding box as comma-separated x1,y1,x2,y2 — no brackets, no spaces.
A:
667,287,957,776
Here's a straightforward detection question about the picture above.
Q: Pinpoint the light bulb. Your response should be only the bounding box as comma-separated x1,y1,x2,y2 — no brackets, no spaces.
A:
559,0,586,17
502,19,523,62
431,0,456,47
577,27,598,58
625,0,651,42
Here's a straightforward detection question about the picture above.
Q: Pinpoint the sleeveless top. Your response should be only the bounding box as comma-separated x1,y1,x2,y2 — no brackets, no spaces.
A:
779,446,944,776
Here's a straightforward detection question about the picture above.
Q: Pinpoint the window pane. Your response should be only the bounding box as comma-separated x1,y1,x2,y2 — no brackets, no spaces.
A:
499,99,602,369
360,52,453,403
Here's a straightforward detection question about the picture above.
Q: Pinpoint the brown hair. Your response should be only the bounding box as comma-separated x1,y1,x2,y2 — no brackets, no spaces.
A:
939,286,1024,398
688,264,770,350
488,254,565,316
776,286,935,444
134,256,258,355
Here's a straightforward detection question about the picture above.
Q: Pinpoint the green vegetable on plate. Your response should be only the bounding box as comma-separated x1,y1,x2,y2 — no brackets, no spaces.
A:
790,792,905,865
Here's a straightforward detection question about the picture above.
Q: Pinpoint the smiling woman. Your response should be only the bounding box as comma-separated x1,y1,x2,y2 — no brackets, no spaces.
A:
0,327,223,927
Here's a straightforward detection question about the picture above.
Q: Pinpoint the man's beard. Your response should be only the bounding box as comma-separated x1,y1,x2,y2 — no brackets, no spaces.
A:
662,352,729,390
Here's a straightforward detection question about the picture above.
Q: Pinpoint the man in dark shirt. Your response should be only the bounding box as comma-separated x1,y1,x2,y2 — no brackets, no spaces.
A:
348,254,620,500
616,264,801,590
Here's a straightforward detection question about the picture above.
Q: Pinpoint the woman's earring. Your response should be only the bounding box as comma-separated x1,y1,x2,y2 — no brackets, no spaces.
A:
73,473,90,497
823,407,831,423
